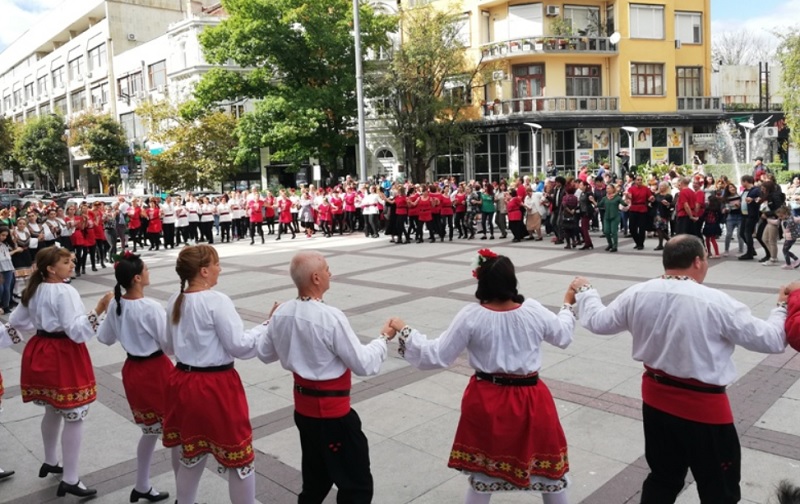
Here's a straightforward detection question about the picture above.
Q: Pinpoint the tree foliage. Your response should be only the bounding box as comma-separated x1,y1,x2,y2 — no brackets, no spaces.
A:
68,113,128,192
777,28,800,148
136,100,240,190
368,4,486,183
712,29,778,69
194,0,396,174
14,114,68,189
0,117,24,183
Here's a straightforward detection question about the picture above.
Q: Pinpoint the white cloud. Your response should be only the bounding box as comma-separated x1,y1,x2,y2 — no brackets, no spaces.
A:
0,0,66,52
712,0,800,36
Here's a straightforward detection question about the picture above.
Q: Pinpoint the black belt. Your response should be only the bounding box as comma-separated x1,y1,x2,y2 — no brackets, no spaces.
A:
126,349,164,362
176,362,234,373
645,370,726,394
294,384,350,397
36,330,68,339
475,371,539,386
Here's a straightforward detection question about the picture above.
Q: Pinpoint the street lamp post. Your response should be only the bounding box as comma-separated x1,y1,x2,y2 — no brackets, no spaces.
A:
352,0,367,183
64,127,75,190
739,121,755,168
621,126,638,177
523,122,542,178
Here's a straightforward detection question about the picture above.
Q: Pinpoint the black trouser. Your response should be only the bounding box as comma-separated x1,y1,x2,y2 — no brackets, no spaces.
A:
640,403,740,504
199,220,214,244
188,221,199,242
249,221,264,242
220,221,231,242
439,214,453,240
465,211,477,237
676,216,694,236
277,221,294,239
740,216,757,256
509,219,525,241
146,232,161,250
408,216,419,238
265,217,275,234
320,220,332,236
481,211,494,236
292,213,300,233
344,211,355,233
394,215,409,242
455,211,466,237
755,218,769,259
295,409,373,504
333,214,344,234
629,211,647,247
163,223,175,248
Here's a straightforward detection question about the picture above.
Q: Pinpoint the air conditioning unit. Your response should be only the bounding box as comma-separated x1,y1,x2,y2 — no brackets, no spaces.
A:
545,5,560,17
127,33,137,41
491,70,505,81
764,126,779,138
87,72,93,79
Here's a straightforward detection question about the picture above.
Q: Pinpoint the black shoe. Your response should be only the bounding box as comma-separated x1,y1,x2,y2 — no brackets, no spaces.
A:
480,236,487,240
57,481,97,497
758,256,770,263
39,462,63,478
738,254,754,261
609,248,618,252
605,246,611,251
0,469,14,480
580,245,593,250
130,487,170,502
512,238,521,243
490,235,495,239
261,237,265,244
654,246,664,251
91,266,98,272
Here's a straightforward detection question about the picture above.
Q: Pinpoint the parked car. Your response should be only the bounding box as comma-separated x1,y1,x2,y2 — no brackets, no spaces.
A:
0,194,15,209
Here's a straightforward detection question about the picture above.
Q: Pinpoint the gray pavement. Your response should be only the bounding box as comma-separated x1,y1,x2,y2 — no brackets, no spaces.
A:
1,231,799,503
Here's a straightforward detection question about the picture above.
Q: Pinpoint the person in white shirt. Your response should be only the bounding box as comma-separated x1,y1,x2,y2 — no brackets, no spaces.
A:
184,196,200,244
97,252,174,503
8,246,113,498
524,186,544,240
174,198,189,246
217,195,233,243
571,235,791,504
198,197,215,245
163,245,265,504
384,250,575,504
160,197,177,249
257,251,395,504
360,186,381,238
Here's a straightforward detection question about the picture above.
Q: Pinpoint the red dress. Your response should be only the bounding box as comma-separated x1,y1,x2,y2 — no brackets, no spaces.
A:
71,217,87,248
278,199,293,224
146,206,163,234
264,197,275,219
128,207,142,230
318,203,332,223
248,200,264,223
90,211,106,242
417,196,433,222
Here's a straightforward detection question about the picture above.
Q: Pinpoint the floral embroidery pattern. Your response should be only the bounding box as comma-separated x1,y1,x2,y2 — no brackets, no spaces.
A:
22,383,97,409
164,431,255,468
132,408,163,426
4,323,22,344
469,475,569,493
449,447,569,487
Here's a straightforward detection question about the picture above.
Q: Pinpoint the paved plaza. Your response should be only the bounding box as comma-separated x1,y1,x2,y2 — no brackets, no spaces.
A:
1,232,799,504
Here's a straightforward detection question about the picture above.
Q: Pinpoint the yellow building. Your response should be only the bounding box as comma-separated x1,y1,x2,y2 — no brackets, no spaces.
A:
399,0,717,181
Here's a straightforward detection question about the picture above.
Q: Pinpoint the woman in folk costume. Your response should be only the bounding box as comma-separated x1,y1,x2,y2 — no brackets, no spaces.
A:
386,249,576,504
8,246,113,497
97,251,176,502
162,245,265,504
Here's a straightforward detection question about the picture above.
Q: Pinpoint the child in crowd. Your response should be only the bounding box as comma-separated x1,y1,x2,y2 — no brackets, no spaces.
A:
702,195,723,259
769,206,800,270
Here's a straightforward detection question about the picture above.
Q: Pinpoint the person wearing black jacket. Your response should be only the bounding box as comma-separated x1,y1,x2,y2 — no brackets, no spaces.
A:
756,180,783,264
738,175,761,260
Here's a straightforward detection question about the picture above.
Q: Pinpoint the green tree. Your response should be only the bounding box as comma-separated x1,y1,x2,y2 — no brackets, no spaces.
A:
14,115,68,189
194,0,396,175
137,100,240,190
0,117,24,185
369,4,487,183
778,28,800,148
68,113,129,193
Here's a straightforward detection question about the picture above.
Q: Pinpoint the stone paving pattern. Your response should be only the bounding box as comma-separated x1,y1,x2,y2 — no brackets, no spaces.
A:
1,232,799,503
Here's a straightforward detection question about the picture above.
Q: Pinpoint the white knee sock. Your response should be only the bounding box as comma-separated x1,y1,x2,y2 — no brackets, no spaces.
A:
41,406,63,465
542,491,569,504
464,486,491,504
170,446,180,478
135,434,159,492
61,419,84,485
228,470,256,504
176,458,205,504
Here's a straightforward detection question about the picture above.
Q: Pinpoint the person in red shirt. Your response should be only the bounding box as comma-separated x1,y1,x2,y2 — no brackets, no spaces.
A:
343,186,357,234
263,191,276,235
625,175,655,250
453,184,468,239
145,199,162,251
438,186,455,241
317,197,333,237
506,189,525,242
411,186,437,243
407,186,420,241
391,186,410,244
330,188,344,235
693,177,706,238
127,199,144,253
248,195,265,244
675,177,698,236
276,190,296,241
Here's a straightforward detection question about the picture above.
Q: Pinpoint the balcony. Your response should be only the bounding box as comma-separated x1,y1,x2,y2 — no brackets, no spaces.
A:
677,96,722,113
481,96,619,117
480,36,618,62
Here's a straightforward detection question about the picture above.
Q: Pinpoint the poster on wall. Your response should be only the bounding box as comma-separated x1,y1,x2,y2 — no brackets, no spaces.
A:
651,147,669,165
592,129,610,150
636,128,652,148
668,127,683,147
576,129,592,149
577,149,593,167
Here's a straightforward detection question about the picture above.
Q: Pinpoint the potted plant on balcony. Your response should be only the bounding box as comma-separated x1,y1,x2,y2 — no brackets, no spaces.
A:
490,44,499,56
544,38,556,50
549,17,573,50
522,39,532,51
509,41,520,52
533,38,544,50
499,43,508,55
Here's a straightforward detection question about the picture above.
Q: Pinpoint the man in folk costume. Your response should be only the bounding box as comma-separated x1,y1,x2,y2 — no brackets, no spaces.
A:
256,251,395,503
571,234,789,504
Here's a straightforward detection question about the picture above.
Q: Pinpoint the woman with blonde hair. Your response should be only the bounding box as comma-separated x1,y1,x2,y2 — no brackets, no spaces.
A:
9,246,113,497
162,245,265,504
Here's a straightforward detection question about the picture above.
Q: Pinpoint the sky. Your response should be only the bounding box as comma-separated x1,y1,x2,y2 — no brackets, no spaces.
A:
0,0,799,53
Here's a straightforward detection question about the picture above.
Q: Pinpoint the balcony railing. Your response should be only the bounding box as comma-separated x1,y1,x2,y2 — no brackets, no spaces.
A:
481,96,620,117
480,36,618,61
677,96,722,112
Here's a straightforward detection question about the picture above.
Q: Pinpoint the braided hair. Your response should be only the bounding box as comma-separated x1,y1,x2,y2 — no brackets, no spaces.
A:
172,244,219,324
113,252,144,316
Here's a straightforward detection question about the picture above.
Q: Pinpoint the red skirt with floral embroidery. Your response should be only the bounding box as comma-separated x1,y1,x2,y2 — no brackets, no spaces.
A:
448,374,568,487
20,335,97,409
162,366,254,468
122,353,174,426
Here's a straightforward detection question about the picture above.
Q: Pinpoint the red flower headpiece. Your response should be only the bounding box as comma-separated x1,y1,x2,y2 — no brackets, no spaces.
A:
471,248,498,278
112,250,138,269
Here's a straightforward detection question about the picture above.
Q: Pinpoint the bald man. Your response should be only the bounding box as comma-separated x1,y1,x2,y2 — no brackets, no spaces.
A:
257,251,394,504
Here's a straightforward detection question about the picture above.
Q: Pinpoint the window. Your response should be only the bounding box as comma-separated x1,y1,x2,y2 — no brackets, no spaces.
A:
443,77,471,105
2,95,11,112
675,12,702,44
630,4,664,39
52,66,65,88
566,65,601,96
24,83,34,101
118,72,144,97
564,5,600,35
148,60,167,89
606,5,615,33
119,112,144,140
37,76,48,95
553,130,575,171
506,3,543,41
631,63,664,96
518,131,542,172
91,83,109,107
54,97,67,115
12,89,21,107
435,148,464,180
68,56,84,80
88,44,107,71
453,14,471,47
676,67,702,97
474,133,508,182
71,89,86,111
40,103,51,116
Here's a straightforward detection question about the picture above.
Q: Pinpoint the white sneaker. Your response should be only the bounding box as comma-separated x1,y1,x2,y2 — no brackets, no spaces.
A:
722,251,728,257
762,261,776,266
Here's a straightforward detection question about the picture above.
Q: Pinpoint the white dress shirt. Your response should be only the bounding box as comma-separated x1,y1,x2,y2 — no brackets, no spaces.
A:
402,300,574,373
97,298,167,357
165,290,260,366
576,278,787,385
161,203,176,225
257,299,387,380
185,201,200,223
9,283,98,344
217,203,232,223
